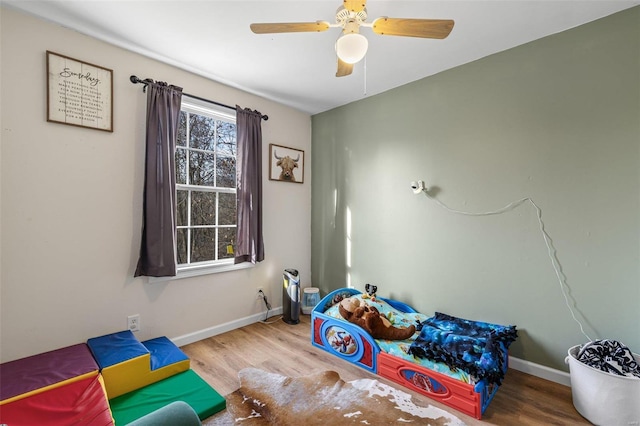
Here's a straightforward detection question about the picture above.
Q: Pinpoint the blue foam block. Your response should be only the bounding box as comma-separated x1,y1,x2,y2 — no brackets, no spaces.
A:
87,330,149,369
142,336,190,371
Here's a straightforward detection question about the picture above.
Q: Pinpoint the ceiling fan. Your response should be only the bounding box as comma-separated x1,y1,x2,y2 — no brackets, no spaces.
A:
250,0,454,77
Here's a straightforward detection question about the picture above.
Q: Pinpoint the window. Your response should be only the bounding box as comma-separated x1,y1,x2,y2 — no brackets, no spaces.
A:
174,97,242,275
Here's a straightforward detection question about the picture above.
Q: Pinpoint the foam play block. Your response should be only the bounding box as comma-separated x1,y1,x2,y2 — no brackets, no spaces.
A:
87,330,149,369
109,369,226,424
101,355,152,399
87,330,190,399
103,337,190,399
0,343,98,404
0,374,113,426
88,330,150,399
136,335,191,384
144,336,190,370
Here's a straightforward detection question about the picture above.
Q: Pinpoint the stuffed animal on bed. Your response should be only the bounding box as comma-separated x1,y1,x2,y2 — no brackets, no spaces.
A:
362,283,377,301
338,297,416,341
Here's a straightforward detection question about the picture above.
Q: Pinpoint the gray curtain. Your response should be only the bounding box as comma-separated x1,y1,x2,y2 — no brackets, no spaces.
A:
135,82,183,277
234,107,265,264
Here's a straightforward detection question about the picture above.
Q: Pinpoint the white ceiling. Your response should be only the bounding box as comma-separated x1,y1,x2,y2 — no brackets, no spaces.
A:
5,0,639,114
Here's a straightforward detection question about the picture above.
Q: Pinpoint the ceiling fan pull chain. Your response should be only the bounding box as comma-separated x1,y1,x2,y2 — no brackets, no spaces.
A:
363,55,367,96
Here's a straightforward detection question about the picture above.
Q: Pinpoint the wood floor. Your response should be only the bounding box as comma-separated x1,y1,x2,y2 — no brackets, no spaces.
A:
181,314,589,425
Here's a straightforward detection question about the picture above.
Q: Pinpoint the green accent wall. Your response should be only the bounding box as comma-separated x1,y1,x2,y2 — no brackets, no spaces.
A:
311,7,639,370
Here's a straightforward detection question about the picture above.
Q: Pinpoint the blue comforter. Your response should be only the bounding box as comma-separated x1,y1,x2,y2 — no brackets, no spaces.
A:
409,312,517,385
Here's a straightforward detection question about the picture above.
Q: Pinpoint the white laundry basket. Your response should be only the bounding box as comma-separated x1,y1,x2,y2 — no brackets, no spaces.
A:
566,345,640,425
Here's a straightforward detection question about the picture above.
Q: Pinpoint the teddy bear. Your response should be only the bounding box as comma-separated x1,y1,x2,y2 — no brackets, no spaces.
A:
338,297,416,341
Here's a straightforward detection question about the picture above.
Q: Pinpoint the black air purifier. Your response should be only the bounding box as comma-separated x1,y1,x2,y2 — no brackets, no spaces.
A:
282,269,300,324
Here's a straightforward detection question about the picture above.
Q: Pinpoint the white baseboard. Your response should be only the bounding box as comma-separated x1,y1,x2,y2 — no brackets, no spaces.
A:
509,355,571,387
171,311,571,388
171,307,283,348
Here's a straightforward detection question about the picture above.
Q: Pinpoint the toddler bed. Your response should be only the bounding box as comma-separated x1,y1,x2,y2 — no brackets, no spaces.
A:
310,288,517,419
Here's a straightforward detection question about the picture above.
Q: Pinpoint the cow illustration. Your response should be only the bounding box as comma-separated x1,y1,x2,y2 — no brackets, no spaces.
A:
274,150,300,182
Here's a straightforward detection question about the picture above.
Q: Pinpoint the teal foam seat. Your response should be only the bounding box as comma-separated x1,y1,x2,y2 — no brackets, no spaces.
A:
127,401,201,426
87,330,149,369
142,336,189,371
109,369,225,424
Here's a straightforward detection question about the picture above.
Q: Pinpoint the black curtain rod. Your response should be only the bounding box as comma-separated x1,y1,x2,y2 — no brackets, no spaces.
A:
129,75,268,121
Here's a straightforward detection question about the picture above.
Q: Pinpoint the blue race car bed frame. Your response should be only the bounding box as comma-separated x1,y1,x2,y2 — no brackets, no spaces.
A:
311,287,510,419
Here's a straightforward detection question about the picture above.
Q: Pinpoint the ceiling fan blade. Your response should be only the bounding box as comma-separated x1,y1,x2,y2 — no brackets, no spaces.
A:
371,18,454,39
343,0,367,13
336,58,353,77
250,21,330,34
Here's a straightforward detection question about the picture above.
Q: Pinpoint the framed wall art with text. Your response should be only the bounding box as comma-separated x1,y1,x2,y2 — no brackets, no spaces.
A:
46,51,113,132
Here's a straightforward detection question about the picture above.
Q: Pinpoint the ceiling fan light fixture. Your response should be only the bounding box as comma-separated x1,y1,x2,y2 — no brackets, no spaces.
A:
335,33,368,64
250,0,454,77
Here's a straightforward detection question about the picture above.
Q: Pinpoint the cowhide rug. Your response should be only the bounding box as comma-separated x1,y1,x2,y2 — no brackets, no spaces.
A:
205,368,466,425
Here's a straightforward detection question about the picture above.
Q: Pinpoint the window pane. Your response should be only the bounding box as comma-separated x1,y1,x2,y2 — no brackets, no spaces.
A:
216,121,236,156
216,156,236,188
176,190,188,226
191,192,216,226
218,227,236,260
191,228,216,262
176,148,187,184
176,228,188,265
177,111,187,147
176,101,238,269
189,114,215,151
189,151,215,186
219,193,236,225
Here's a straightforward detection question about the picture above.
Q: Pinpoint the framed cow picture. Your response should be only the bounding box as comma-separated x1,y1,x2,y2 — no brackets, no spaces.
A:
269,144,304,184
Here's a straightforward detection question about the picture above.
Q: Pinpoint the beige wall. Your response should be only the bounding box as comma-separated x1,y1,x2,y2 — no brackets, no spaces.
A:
0,7,312,362
312,7,639,371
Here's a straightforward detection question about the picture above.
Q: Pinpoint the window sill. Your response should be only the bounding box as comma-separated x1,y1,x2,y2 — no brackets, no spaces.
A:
148,261,254,283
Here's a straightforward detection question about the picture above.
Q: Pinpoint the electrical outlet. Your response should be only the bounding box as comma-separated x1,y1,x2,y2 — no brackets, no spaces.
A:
127,314,140,332
256,287,264,299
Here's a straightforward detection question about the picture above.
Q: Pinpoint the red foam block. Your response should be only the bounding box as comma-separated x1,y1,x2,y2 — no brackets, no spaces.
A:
0,375,113,426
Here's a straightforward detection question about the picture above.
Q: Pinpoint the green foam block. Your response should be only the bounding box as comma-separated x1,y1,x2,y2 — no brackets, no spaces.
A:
109,369,225,424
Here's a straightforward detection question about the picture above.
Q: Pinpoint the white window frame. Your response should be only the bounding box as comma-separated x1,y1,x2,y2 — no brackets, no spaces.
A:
150,96,252,283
